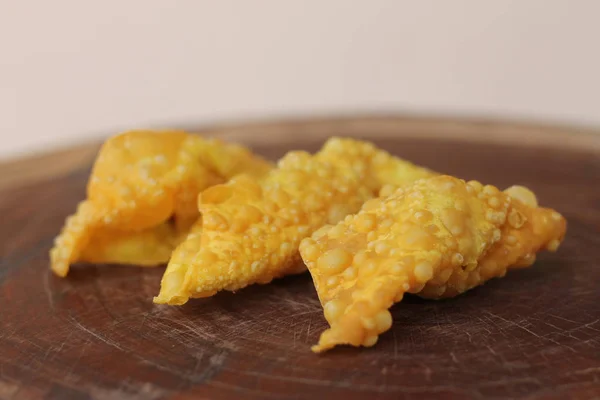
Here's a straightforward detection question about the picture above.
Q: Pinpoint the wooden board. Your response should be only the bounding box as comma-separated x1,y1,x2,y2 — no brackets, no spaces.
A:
1,116,599,400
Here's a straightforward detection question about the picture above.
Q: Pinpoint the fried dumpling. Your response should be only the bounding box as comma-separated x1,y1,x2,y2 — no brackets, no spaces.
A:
299,175,567,352
154,138,434,305
50,130,271,277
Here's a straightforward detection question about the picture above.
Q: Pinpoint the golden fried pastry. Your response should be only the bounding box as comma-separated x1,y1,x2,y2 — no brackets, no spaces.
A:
299,175,566,352
317,138,434,192
154,138,433,305
50,130,271,277
77,221,180,266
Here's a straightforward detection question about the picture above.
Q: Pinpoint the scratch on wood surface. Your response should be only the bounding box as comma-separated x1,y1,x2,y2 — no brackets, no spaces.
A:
565,367,600,377
483,311,577,352
530,317,563,331
70,318,126,352
42,272,55,312
485,345,498,357
449,352,459,364
69,317,208,383
90,382,167,400
575,319,600,333
209,380,284,399
65,339,91,383
43,331,74,362
475,376,542,389
547,314,580,325
464,330,473,343
156,316,220,343
234,368,472,395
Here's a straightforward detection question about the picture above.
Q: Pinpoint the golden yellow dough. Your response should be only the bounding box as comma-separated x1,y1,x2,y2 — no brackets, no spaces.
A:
299,175,567,352
77,221,180,266
50,130,271,277
154,138,433,305
317,138,435,192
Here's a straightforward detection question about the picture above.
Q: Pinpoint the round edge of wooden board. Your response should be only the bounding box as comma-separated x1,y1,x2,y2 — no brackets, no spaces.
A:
1,114,598,191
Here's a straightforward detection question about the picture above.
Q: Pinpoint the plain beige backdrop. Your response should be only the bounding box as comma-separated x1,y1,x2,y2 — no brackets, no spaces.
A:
1,0,599,159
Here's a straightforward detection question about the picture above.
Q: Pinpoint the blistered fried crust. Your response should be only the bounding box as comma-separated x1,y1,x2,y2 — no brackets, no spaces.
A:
154,151,373,304
318,138,435,192
300,175,566,352
50,130,271,277
154,138,434,305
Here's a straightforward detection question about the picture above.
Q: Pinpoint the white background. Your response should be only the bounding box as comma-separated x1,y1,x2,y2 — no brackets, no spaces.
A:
1,0,599,159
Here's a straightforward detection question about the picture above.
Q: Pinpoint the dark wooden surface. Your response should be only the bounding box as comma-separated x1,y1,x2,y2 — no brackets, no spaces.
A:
1,116,599,400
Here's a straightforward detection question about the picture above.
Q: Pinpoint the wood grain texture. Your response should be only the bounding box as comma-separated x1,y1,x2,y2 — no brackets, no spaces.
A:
0,116,599,400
